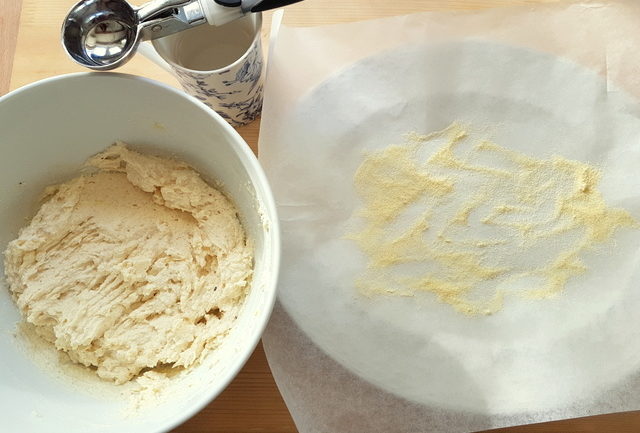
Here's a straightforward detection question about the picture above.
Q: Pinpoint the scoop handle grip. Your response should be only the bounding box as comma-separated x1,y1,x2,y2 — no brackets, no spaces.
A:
203,0,303,26
138,0,191,21
244,0,304,12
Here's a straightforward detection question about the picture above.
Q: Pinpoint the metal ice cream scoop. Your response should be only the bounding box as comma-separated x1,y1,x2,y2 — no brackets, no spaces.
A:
62,0,302,70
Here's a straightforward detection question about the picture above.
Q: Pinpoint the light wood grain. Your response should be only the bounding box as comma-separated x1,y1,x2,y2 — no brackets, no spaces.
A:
4,0,640,432
0,0,22,94
172,342,297,433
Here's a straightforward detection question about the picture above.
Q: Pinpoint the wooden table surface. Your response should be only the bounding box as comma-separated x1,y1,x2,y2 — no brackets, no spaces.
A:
3,0,640,431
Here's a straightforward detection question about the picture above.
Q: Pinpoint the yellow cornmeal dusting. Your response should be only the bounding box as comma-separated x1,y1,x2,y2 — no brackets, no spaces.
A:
348,123,638,316
353,141,453,226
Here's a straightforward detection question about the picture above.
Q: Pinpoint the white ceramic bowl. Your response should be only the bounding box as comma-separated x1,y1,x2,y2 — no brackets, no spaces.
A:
0,73,280,433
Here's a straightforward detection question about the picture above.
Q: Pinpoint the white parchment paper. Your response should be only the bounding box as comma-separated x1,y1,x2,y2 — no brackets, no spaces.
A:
259,2,640,431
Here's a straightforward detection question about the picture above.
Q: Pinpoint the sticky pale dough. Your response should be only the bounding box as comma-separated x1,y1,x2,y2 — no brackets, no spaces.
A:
4,143,253,384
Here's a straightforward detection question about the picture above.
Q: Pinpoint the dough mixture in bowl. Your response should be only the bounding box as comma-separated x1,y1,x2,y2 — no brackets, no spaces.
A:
4,143,253,384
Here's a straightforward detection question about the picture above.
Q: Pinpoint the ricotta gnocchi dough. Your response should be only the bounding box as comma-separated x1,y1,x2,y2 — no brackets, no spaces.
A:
4,143,253,384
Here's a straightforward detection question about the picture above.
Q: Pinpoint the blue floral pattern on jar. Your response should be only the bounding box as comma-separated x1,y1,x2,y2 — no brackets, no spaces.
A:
174,37,265,128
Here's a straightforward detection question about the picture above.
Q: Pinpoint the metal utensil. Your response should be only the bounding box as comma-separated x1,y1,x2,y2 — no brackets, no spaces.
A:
62,0,303,71
62,0,196,70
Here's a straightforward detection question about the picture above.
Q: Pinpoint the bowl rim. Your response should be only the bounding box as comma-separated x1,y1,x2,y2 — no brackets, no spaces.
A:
0,72,281,433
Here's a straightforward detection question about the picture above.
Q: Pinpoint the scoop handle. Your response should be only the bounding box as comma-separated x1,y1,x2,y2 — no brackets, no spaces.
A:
202,0,303,26
242,0,304,12
138,0,192,21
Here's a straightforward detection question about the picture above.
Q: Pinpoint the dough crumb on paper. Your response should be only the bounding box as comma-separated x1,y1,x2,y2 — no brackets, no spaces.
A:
347,123,638,316
4,142,253,384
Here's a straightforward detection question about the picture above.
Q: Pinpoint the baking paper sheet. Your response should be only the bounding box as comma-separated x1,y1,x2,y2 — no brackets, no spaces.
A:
259,1,640,431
